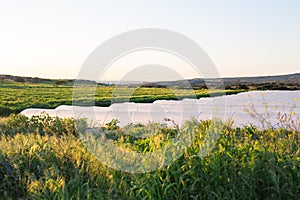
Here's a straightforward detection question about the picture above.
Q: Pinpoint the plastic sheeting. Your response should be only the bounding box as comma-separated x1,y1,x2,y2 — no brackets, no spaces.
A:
21,91,299,128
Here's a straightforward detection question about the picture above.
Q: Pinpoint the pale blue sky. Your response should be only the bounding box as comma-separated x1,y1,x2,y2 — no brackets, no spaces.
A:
0,0,299,80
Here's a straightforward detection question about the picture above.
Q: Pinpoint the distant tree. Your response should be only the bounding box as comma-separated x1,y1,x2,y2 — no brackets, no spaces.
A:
15,77,25,82
237,84,249,90
225,85,233,90
55,80,67,85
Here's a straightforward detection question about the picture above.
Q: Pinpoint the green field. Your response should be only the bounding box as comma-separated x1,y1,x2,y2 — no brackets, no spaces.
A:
0,81,244,116
0,115,299,199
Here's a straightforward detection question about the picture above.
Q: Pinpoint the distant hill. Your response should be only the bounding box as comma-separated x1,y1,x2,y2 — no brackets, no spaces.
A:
0,73,299,90
0,75,99,85
0,75,53,83
139,73,300,90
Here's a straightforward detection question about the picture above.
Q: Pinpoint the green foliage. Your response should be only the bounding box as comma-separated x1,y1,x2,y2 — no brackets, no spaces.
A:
105,119,120,130
0,114,77,137
0,115,299,199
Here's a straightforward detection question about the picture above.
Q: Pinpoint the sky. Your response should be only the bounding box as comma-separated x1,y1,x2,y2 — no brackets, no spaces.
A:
0,0,299,81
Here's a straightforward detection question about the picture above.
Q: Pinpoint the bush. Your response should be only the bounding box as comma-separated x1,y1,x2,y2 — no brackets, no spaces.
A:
0,114,77,137
0,107,13,117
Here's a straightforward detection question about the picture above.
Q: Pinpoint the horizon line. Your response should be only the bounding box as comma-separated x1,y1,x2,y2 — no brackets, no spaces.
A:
0,72,299,83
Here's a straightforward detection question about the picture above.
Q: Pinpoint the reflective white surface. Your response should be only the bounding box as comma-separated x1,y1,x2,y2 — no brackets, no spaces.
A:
21,91,299,128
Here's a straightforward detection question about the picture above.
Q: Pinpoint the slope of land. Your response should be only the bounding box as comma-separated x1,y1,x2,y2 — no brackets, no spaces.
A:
142,73,300,90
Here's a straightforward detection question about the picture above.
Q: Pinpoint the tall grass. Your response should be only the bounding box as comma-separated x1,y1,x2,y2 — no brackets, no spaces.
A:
0,114,299,199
